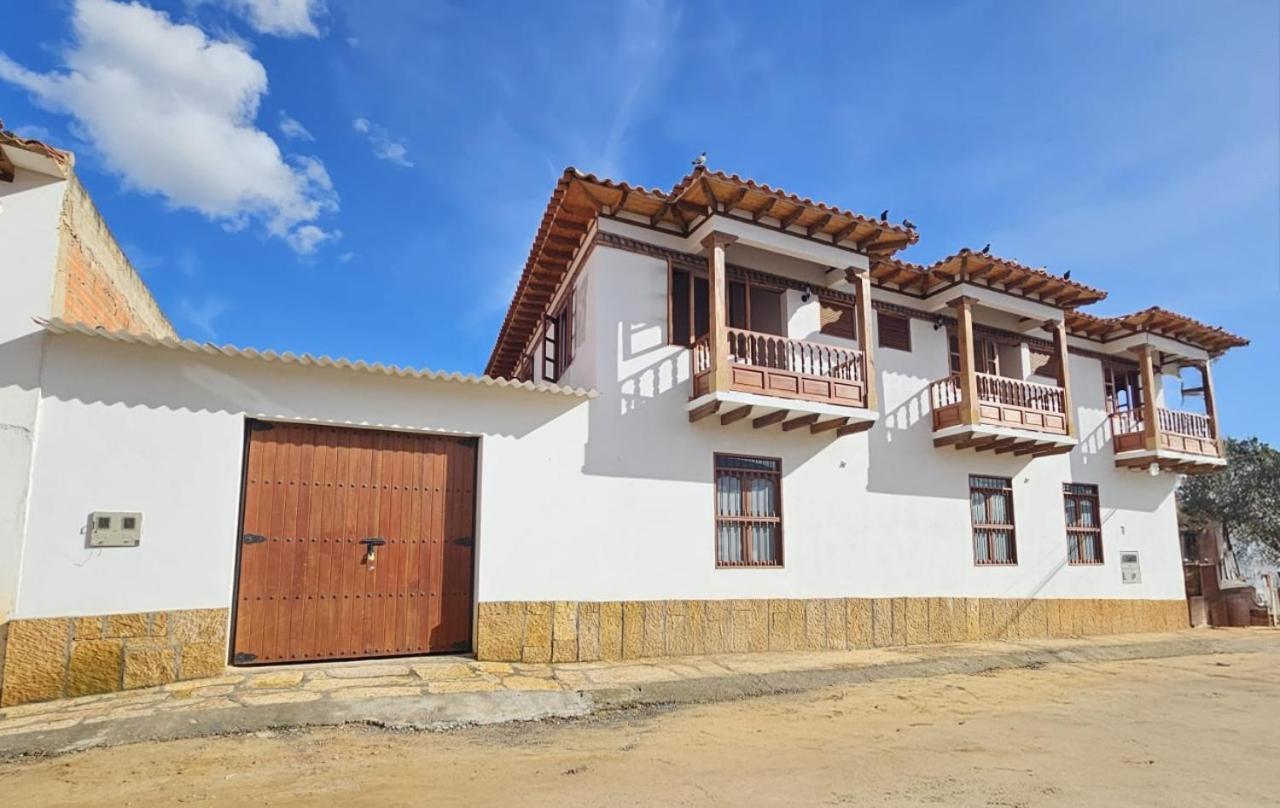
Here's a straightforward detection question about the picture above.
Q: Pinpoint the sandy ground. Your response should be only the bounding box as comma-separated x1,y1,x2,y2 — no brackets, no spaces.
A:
1,650,1275,807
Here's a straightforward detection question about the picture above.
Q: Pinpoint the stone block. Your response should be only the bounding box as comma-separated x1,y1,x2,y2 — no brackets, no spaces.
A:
169,609,229,643
1082,600,1105,636
749,601,770,652
1163,600,1188,631
599,602,624,661
1018,600,1047,640
622,601,645,659
524,602,552,651
768,601,791,651
148,612,169,637
122,641,177,689
692,600,712,654
475,602,524,662
73,617,104,640
845,599,873,648
1,618,71,707
642,601,666,657
979,598,1002,640
823,599,846,650
703,601,730,654
105,613,150,639
928,597,955,644
871,598,894,647
551,639,578,663
905,598,930,646
964,598,981,641
804,600,826,650
891,598,907,646
179,642,226,680
786,600,807,650
665,612,690,657
68,638,123,697
553,601,578,643
727,602,751,654
578,602,601,662
522,644,551,664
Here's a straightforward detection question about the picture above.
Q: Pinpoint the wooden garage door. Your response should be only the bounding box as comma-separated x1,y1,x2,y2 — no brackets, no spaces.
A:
231,421,477,665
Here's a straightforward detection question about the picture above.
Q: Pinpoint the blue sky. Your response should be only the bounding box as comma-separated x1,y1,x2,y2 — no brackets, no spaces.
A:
2,0,1277,441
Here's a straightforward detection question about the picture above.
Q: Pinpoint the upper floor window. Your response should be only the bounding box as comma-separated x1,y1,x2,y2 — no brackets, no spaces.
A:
670,267,784,345
878,312,912,352
970,475,1017,565
948,332,999,375
541,292,574,383
1103,365,1142,413
1063,483,1103,564
714,454,783,568
820,301,856,340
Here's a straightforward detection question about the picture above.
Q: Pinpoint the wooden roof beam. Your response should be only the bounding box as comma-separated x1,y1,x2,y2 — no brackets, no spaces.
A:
779,205,807,230
806,213,833,237
723,186,749,212
752,196,778,222
698,175,720,212
830,220,860,244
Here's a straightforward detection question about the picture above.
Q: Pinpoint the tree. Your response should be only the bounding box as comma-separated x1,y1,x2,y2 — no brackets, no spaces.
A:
1178,437,1280,562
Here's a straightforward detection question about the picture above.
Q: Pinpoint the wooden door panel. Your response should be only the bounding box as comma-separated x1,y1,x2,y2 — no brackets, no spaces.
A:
232,422,477,665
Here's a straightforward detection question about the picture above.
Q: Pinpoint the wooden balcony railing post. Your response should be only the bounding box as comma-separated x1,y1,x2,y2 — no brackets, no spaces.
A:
1200,358,1222,454
1135,344,1161,452
702,231,737,394
852,267,878,411
1047,318,1075,438
949,296,981,426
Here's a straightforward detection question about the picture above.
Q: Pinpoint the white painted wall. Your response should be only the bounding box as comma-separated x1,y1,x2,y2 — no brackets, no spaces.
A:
14,231,1188,622
0,164,65,620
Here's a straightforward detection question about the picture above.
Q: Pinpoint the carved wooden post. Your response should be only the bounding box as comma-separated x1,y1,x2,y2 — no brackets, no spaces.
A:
949,296,980,426
852,267,878,411
1047,318,1075,438
1135,344,1160,452
1200,359,1221,452
702,232,737,394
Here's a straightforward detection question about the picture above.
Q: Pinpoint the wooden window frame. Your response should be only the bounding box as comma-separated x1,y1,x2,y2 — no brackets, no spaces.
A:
877,311,912,352
713,453,784,569
541,290,575,383
668,265,789,346
1063,483,1104,565
969,474,1017,566
1102,363,1142,414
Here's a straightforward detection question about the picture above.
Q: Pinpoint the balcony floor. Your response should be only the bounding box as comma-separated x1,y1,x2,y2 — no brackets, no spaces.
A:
687,389,879,436
932,423,1077,457
1114,448,1226,475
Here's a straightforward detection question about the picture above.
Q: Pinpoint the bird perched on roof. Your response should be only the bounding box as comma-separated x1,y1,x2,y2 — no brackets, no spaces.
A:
880,209,889,222
980,243,991,255
902,218,916,230
691,152,707,168
1063,270,1072,280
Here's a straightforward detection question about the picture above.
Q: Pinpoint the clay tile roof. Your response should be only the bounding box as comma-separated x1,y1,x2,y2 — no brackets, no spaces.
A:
1066,307,1248,356
925,249,1107,307
485,166,916,377
0,120,74,174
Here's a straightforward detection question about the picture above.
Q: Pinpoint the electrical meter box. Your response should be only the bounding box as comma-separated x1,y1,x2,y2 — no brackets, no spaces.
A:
1120,551,1141,584
89,512,142,547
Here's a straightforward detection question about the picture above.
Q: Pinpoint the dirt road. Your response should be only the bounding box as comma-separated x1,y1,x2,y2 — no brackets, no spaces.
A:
2,649,1275,807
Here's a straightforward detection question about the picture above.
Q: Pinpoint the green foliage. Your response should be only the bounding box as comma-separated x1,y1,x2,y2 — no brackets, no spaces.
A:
1178,437,1280,559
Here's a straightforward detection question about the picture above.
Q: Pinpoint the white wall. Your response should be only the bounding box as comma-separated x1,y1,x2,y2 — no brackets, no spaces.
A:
17,336,590,618
0,166,65,620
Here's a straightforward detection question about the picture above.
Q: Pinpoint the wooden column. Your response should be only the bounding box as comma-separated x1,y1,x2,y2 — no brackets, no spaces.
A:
1200,359,1221,450
852,267,878,411
949,296,981,426
1046,319,1075,438
702,232,737,393
1135,344,1161,451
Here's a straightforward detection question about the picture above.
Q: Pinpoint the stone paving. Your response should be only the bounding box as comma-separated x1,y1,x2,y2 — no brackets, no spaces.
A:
1,629,1272,752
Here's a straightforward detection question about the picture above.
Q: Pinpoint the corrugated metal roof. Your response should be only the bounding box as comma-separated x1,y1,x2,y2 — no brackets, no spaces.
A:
39,318,597,399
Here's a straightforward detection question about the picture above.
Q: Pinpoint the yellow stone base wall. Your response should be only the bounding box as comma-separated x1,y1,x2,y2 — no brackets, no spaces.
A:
475,598,1188,664
0,608,229,707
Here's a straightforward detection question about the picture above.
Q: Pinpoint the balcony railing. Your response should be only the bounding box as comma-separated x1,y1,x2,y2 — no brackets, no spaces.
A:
931,372,1068,435
691,328,868,408
1111,407,1219,458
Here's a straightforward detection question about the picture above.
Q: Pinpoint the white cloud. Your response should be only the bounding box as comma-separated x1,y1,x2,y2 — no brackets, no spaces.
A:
208,0,326,38
0,0,338,253
278,110,313,141
352,117,414,168
337,251,354,263
177,295,227,339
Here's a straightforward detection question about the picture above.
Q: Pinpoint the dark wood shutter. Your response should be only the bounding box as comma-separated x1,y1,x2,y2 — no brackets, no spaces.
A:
877,312,912,351
820,301,856,340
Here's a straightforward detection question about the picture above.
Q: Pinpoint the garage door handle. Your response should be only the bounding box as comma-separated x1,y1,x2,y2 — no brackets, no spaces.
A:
360,537,386,547
452,537,474,548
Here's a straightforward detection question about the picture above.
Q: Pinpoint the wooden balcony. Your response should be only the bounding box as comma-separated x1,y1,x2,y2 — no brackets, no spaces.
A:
930,373,1075,455
1112,408,1224,474
688,329,878,435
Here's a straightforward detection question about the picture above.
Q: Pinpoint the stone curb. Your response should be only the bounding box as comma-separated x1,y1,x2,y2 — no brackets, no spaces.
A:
1,631,1273,759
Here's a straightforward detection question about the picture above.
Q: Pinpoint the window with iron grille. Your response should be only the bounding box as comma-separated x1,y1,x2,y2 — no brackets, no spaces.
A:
714,454,783,568
970,475,1017,565
1063,483,1103,564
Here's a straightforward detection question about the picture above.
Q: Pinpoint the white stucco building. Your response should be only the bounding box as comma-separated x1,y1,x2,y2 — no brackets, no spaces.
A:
0,132,1248,706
